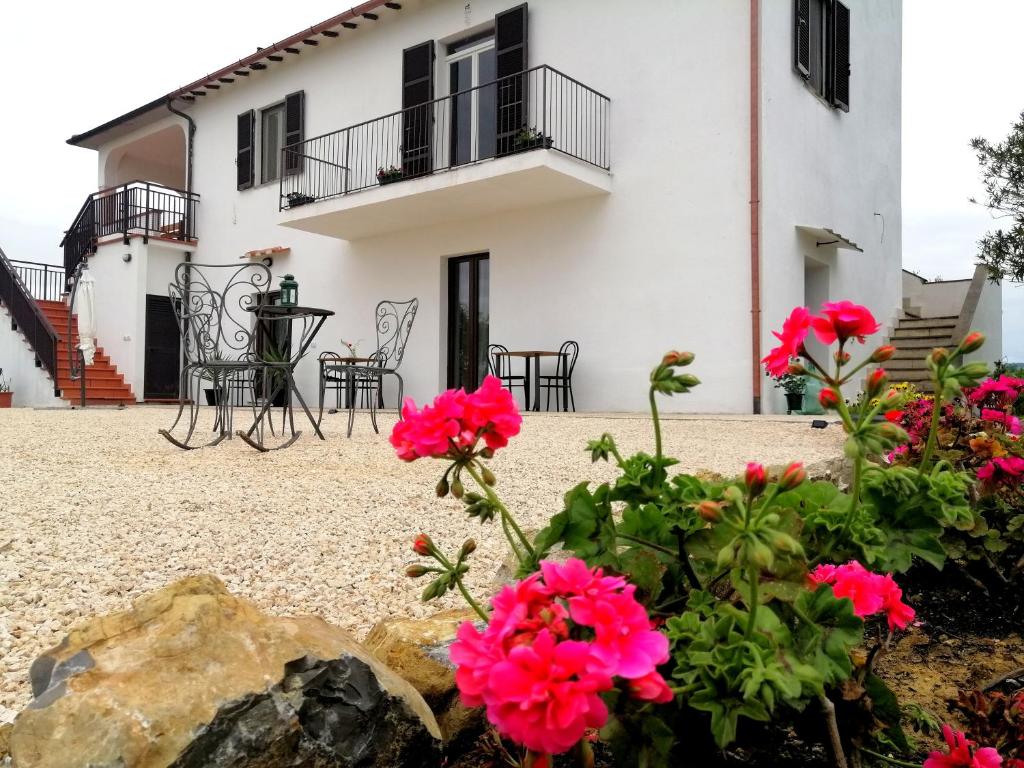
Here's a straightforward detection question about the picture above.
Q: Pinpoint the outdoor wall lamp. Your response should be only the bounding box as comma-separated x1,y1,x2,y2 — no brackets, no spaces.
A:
122,253,132,263
261,257,274,268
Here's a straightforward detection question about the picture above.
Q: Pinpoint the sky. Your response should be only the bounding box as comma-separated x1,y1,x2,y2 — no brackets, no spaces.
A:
0,1,1020,360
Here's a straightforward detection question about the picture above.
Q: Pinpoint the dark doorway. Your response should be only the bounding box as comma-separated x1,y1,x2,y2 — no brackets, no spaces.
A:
447,253,490,390
144,294,181,400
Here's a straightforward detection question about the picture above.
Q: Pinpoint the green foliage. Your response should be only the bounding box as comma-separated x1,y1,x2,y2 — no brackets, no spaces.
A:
971,111,1024,281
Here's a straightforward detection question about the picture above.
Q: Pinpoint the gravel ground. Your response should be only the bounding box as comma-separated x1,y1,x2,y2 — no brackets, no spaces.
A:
0,406,843,717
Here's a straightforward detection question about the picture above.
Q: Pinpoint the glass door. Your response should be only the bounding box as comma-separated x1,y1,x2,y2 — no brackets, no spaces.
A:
447,253,490,389
447,34,496,166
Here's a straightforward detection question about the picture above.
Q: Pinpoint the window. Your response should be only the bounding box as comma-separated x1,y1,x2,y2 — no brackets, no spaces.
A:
446,33,497,165
794,0,850,111
260,103,286,184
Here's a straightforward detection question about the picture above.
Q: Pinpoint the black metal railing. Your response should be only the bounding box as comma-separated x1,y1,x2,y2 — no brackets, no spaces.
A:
9,259,66,302
280,65,610,209
60,180,200,280
0,246,60,390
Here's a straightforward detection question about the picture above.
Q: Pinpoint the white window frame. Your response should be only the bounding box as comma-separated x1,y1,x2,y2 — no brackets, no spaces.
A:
445,36,496,163
258,100,286,185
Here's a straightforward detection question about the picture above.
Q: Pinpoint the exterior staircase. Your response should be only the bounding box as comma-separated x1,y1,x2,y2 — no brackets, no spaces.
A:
36,299,135,405
885,315,959,386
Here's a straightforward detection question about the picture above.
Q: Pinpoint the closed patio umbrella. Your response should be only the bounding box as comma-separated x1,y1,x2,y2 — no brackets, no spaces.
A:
76,267,97,366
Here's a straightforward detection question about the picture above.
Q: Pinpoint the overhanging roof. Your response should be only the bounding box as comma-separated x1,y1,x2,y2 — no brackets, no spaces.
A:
795,225,863,252
68,1,397,149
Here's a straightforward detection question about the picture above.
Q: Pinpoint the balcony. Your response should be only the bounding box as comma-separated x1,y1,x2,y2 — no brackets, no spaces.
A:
278,65,611,240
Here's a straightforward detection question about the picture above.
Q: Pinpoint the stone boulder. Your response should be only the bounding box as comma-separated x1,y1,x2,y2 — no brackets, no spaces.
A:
364,610,481,743
9,574,441,768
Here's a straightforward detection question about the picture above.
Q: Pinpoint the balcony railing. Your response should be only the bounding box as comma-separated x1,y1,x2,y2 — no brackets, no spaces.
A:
60,181,200,280
9,259,66,302
280,65,610,210
0,246,59,390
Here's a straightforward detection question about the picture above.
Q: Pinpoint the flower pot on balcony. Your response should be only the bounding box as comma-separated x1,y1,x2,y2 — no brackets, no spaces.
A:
286,193,315,208
0,392,12,408
513,134,554,153
378,173,403,186
785,392,804,414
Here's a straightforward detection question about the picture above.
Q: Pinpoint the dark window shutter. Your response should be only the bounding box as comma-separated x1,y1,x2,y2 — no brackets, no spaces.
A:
283,91,305,176
794,0,811,78
401,41,434,177
236,110,255,190
832,1,850,111
495,3,528,156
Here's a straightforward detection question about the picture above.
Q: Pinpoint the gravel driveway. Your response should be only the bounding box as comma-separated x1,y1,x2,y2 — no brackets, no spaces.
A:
0,406,843,716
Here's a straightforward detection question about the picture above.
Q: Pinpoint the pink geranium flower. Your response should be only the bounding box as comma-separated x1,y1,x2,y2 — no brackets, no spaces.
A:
924,724,1003,768
762,306,812,376
389,375,521,460
969,375,1024,408
811,301,881,345
450,559,672,755
977,456,1024,488
980,408,1023,435
808,561,915,631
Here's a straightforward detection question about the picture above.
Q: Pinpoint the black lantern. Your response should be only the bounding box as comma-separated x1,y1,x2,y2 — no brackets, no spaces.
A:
280,274,298,307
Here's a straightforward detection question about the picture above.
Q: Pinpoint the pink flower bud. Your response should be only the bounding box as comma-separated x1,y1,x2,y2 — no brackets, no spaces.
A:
406,564,429,578
871,345,896,363
744,463,767,496
787,362,808,376
819,388,841,409
412,533,433,556
661,350,694,367
931,347,949,365
778,461,806,491
834,350,851,365
696,500,723,523
959,331,985,354
866,368,889,397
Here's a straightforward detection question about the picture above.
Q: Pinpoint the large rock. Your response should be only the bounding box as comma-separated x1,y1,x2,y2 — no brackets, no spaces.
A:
364,610,481,742
9,574,441,768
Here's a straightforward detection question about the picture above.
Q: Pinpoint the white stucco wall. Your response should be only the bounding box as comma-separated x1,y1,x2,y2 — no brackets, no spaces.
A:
903,275,970,318
759,0,902,412
0,304,65,408
175,0,754,413
964,277,1003,366
75,0,903,414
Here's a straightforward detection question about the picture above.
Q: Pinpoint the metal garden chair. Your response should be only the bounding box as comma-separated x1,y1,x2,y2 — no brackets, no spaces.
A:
539,340,580,412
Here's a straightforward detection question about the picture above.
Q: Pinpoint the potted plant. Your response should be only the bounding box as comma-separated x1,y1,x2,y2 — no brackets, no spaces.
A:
772,371,807,414
0,369,11,408
341,338,364,358
200,351,228,406
513,126,554,152
376,165,403,185
286,191,315,208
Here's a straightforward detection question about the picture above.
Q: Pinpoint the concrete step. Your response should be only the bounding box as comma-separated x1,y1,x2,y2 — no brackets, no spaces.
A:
60,385,134,400
891,327,958,340
886,360,930,373
898,316,958,329
889,336,955,349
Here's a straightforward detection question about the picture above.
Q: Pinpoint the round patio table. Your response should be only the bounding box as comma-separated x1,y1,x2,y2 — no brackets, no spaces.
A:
238,304,334,451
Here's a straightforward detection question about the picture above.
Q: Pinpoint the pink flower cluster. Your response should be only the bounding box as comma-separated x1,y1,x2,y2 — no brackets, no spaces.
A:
924,724,1003,768
763,301,881,376
980,408,1023,436
977,456,1024,488
969,375,1024,410
450,558,671,755
808,561,915,632
390,375,522,461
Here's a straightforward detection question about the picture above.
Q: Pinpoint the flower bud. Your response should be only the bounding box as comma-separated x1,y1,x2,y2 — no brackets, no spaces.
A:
880,388,902,409
866,368,889,398
435,477,450,497
661,350,694,367
959,331,985,354
834,350,851,365
819,388,841,409
412,533,433,556
481,467,497,486
479,447,495,460
405,564,429,578
870,345,896,363
459,538,477,558
930,347,949,366
744,462,767,496
696,500,723,523
778,461,806,491
450,478,465,499
787,362,808,376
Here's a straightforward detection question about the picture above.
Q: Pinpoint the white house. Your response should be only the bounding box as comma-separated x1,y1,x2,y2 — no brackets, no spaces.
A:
37,0,910,413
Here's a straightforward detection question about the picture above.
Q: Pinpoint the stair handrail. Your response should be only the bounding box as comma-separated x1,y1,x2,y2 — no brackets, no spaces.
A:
0,244,61,392
950,264,991,346
66,260,88,407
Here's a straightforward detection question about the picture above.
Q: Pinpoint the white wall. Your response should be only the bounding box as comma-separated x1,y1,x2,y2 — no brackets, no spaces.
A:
903,275,969,318
0,304,65,408
759,0,902,412
178,0,753,413
965,277,1003,366
77,0,903,414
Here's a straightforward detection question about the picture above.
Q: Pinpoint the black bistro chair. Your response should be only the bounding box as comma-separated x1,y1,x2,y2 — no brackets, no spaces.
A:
368,298,418,408
487,344,527,400
539,340,579,412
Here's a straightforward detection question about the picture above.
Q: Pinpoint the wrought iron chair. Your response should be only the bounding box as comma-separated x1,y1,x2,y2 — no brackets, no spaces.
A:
158,262,281,449
366,298,419,409
539,340,579,412
488,344,527,400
